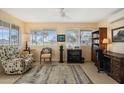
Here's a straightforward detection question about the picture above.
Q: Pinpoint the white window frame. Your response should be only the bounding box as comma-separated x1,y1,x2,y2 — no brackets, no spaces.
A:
0,19,20,46
65,28,81,49
29,29,57,46
80,30,92,46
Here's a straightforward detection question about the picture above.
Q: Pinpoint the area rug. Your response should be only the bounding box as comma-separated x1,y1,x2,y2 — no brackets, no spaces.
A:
15,64,92,84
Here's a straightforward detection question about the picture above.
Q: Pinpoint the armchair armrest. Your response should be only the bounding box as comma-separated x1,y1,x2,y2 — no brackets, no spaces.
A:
2,58,25,69
21,53,33,58
20,51,33,58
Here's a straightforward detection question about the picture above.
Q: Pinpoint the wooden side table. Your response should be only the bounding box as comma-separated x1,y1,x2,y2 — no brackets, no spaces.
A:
23,49,36,62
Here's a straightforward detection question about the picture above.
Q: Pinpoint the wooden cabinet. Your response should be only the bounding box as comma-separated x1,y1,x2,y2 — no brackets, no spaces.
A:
67,49,83,63
104,51,124,83
91,28,107,66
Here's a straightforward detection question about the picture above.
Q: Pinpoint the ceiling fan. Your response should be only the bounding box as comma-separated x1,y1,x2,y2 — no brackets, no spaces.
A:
59,8,70,18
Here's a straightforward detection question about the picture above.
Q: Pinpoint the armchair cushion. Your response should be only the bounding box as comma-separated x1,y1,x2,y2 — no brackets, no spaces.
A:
41,54,51,58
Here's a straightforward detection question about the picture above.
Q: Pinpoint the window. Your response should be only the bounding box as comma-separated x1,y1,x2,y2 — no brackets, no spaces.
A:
36,31,44,44
30,31,37,45
0,28,9,44
80,31,92,46
44,31,57,43
2,28,10,44
66,29,80,48
0,21,10,45
0,20,19,45
30,29,57,45
66,29,92,48
0,28,2,44
10,24,19,45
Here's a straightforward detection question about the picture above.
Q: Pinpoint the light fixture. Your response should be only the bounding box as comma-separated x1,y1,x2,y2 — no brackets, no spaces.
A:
103,38,109,44
59,8,70,18
102,38,109,52
60,8,65,17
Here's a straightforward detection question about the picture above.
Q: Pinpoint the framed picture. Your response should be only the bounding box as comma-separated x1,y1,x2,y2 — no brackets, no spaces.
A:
57,35,65,42
112,26,124,42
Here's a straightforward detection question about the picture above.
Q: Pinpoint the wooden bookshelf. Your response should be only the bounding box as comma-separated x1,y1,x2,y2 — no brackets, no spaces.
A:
91,28,107,65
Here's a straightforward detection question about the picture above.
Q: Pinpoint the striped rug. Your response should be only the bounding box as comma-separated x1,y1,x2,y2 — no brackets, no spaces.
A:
15,64,92,84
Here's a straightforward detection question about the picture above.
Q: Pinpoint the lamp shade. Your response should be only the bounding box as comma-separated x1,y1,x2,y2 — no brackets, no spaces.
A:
102,38,109,44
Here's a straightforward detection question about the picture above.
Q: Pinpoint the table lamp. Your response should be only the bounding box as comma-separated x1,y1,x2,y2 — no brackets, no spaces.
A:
102,38,109,52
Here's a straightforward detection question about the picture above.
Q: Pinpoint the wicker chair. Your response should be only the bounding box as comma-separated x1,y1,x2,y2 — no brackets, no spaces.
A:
40,47,52,64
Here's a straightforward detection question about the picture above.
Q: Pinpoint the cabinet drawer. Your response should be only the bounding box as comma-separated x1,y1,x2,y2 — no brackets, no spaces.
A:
112,65,120,74
112,57,121,62
111,60,121,68
112,65,121,82
104,53,111,58
112,75,121,83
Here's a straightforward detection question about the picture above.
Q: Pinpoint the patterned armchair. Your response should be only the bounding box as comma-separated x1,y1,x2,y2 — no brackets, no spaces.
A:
0,45,33,74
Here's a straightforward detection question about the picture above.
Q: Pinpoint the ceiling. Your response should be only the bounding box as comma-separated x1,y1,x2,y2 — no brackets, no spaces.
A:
1,8,120,23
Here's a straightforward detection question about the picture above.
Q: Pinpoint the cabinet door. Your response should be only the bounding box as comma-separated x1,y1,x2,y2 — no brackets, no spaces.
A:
111,58,121,83
92,48,97,63
121,60,124,83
